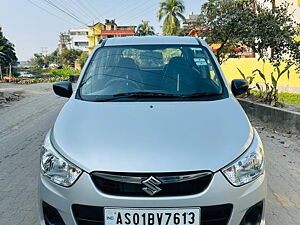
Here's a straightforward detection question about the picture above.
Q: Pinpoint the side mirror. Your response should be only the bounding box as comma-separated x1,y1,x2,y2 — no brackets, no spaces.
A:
231,79,249,96
53,81,73,98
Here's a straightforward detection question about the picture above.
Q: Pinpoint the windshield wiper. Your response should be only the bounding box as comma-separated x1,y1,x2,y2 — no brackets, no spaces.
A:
113,91,183,98
183,92,222,98
92,92,222,102
91,92,183,102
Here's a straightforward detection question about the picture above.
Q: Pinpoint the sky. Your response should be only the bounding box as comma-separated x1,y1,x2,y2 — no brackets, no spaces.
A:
0,0,205,61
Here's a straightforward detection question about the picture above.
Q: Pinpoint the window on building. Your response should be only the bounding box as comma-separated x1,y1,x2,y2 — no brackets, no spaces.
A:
75,42,88,47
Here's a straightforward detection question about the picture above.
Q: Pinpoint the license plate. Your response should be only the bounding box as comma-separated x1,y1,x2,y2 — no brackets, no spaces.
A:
104,207,200,225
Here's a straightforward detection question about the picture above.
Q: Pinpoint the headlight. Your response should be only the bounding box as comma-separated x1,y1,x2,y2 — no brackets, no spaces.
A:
41,132,82,187
222,132,264,186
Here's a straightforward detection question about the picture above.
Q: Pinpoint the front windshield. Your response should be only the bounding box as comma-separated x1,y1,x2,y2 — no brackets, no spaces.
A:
78,45,226,101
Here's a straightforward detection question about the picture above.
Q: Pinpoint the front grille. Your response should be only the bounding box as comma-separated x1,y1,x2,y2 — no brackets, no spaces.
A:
90,171,213,197
72,204,233,225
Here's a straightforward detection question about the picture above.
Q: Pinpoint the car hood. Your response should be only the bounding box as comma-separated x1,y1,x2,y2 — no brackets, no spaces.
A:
51,98,253,173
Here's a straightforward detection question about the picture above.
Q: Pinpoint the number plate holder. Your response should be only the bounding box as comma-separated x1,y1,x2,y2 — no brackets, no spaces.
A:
104,207,200,225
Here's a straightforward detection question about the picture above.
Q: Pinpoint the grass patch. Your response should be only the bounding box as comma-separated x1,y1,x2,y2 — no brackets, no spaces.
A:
40,68,80,77
44,68,80,77
27,68,80,77
11,68,81,84
278,92,300,107
251,90,300,106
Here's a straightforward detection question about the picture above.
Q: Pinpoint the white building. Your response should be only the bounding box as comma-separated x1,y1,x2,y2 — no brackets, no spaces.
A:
257,0,300,23
69,28,89,52
276,0,299,23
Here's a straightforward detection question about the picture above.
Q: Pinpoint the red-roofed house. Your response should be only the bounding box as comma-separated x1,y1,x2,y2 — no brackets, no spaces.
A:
88,20,136,53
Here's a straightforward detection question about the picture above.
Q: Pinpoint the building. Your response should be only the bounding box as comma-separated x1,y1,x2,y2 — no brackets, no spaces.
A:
88,19,136,53
276,0,300,41
182,13,199,30
58,33,71,54
257,0,300,41
69,28,89,52
182,13,202,37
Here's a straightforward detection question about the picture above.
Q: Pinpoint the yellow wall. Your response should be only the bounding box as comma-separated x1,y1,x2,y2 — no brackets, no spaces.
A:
105,24,116,30
88,23,105,53
221,58,300,87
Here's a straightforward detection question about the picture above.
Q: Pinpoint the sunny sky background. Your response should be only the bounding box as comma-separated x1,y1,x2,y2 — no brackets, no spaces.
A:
0,0,205,61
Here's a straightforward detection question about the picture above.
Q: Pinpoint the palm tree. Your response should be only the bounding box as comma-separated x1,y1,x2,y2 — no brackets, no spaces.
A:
157,0,185,36
136,21,155,36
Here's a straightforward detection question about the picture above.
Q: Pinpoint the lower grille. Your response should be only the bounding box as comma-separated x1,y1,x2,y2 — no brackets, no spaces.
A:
72,204,233,225
90,171,213,197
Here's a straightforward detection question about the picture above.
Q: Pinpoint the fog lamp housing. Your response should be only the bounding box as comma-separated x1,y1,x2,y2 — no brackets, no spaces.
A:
239,201,263,225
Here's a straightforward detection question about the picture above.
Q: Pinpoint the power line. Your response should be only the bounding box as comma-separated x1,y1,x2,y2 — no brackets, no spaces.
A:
58,0,95,23
41,0,89,26
48,0,90,24
41,0,104,34
77,0,105,21
26,0,78,26
125,3,160,25
103,0,148,22
70,0,99,22
116,0,154,21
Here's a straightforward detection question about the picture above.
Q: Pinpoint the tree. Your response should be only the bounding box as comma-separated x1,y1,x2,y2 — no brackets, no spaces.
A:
244,1,300,69
136,21,155,36
197,0,300,67
157,0,185,36
30,53,45,68
197,0,255,64
197,0,300,106
60,48,82,68
29,48,85,69
77,51,89,69
0,27,18,78
43,50,59,67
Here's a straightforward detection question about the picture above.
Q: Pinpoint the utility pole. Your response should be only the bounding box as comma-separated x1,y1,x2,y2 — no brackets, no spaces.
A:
0,65,2,80
251,0,257,58
9,64,12,78
41,47,48,56
271,0,276,11
271,0,275,58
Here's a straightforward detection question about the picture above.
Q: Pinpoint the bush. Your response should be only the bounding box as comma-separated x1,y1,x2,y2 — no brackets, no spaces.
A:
49,69,80,77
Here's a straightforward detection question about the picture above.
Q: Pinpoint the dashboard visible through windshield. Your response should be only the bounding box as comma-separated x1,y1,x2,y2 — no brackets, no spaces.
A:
77,45,227,102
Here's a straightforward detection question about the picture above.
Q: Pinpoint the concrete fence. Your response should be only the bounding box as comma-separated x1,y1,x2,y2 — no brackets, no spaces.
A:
238,99,300,135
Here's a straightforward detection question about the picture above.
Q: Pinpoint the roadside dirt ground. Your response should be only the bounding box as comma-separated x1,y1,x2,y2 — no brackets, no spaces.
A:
0,83,299,225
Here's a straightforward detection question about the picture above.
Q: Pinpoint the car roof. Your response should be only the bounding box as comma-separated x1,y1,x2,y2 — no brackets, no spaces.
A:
103,36,201,46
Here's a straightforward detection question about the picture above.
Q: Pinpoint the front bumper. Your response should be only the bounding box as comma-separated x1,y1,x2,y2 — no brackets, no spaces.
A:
39,171,266,225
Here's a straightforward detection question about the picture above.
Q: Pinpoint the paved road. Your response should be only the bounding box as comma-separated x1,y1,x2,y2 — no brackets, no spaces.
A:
0,83,299,225
0,83,66,224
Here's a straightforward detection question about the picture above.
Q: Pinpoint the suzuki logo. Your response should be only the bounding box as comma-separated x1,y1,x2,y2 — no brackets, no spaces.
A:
142,176,162,196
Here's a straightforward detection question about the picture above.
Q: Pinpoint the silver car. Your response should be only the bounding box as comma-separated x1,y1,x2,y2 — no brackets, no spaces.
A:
39,36,266,225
